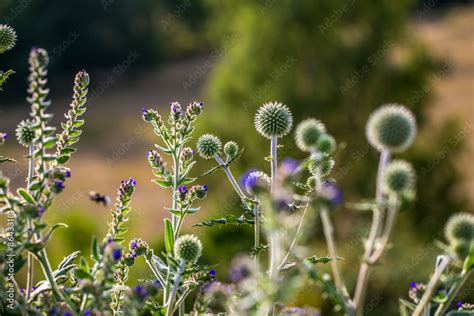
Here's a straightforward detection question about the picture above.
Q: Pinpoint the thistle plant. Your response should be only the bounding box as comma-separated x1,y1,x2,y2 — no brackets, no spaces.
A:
0,24,16,90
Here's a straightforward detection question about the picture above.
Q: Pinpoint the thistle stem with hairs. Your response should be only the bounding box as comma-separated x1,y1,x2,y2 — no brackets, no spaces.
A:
166,259,186,316
25,144,35,300
320,207,350,299
214,154,248,202
413,256,450,316
353,149,390,315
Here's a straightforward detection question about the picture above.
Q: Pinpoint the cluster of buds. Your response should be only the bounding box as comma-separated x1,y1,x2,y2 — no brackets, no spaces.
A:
147,150,170,178
48,167,71,194
129,238,150,257
175,184,208,204
180,147,194,171
142,108,166,137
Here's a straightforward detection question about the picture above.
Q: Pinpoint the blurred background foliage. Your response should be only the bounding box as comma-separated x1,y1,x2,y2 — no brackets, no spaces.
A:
1,0,472,314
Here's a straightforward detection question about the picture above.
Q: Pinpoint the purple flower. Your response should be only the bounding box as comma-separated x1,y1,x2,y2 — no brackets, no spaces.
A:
84,309,91,316
112,248,122,261
54,180,65,191
281,158,299,174
134,285,148,300
178,185,188,194
64,312,72,316
240,168,257,187
457,300,463,308
320,181,343,206
49,308,57,315
410,282,417,289
65,170,71,178
133,253,138,258
1,132,7,140
203,184,208,191
209,269,216,277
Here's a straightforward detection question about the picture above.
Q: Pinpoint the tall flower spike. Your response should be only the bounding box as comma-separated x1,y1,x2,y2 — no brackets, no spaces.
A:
366,104,417,153
197,134,222,159
105,178,137,244
0,24,17,53
56,70,90,164
295,118,326,152
255,102,293,139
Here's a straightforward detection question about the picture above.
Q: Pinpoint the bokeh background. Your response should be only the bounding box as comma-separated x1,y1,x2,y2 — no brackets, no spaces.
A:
1,0,473,314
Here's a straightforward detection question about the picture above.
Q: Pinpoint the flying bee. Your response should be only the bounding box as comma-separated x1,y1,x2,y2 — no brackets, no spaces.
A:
89,191,110,206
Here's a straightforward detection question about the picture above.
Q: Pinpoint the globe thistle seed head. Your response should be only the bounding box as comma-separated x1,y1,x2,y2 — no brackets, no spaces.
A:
452,240,470,259
0,24,17,53
295,118,326,152
254,102,293,139
244,170,270,195
382,160,416,195
197,134,222,159
174,234,202,263
366,104,416,153
308,158,335,177
444,212,474,243
15,120,35,147
224,141,239,159
316,134,337,155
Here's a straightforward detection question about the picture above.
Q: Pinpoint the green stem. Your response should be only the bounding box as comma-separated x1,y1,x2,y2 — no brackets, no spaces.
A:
254,203,260,272
166,260,186,316
214,155,248,202
26,144,35,301
268,135,279,316
434,269,473,316
145,256,166,286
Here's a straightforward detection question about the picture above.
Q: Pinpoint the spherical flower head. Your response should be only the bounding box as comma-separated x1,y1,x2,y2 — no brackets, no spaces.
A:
444,212,474,243
366,104,417,153
316,133,337,155
174,234,202,263
244,170,270,195
452,240,470,259
382,160,416,195
29,47,49,68
308,158,335,177
197,134,222,159
254,102,293,139
224,141,239,159
295,118,326,152
0,24,17,53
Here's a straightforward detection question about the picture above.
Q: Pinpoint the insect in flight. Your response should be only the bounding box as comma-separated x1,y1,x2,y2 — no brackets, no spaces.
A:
88,191,111,206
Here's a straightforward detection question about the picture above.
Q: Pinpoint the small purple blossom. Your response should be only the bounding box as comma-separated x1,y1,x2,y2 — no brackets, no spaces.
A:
410,282,417,289
84,309,92,316
1,132,8,140
281,157,299,174
133,285,148,300
203,184,208,191
65,170,71,178
457,300,463,308
209,269,216,277
320,181,343,206
178,185,188,194
131,241,137,249
133,253,138,258
112,248,122,261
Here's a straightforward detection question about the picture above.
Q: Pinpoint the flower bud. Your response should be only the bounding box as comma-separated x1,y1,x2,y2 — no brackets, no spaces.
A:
316,133,337,155
0,24,17,53
444,212,474,243
295,118,326,152
130,238,149,256
174,234,202,263
15,120,35,147
382,160,416,195
191,184,208,200
224,141,239,159
197,134,222,159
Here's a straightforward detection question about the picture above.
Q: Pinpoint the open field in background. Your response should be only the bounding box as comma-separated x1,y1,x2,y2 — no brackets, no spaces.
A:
0,5,473,312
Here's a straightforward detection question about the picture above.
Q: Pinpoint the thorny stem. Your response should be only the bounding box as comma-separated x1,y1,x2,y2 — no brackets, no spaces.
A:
413,256,450,316
353,149,390,315
320,207,350,299
253,202,261,272
434,269,473,316
26,144,35,301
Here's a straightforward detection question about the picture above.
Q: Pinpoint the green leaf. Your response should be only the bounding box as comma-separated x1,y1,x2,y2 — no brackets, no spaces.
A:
164,219,174,254
74,268,92,280
57,155,70,164
152,179,173,188
80,256,90,273
399,298,416,311
178,177,197,185
17,188,36,204
306,255,343,265
463,242,474,272
193,214,253,227
91,235,100,261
